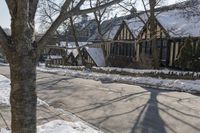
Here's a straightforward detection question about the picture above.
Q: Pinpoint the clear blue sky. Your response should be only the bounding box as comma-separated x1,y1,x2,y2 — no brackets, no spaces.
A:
0,0,185,28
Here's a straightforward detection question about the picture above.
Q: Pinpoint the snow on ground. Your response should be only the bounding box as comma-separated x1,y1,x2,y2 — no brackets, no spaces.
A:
0,63,9,66
0,74,102,133
38,67,200,93
0,120,102,133
44,65,200,77
0,75,48,106
93,66,200,76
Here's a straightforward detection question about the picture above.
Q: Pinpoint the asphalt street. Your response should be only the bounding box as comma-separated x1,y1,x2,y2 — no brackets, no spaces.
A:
1,65,200,133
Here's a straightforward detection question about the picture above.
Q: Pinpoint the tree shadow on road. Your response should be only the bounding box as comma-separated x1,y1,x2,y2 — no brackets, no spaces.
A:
131,89,166,133
35,75,200,133
70,84,200,133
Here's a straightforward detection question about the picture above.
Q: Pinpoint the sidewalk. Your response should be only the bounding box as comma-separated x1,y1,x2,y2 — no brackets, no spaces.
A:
0,105,77,130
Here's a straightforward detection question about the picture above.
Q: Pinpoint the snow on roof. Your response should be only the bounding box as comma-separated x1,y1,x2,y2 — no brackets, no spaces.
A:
157,9,200,37
85,47,106,67
103,14,147,39
67,49,79,57
103,25,120,40
58,42,92,48
125,15,147,37
72,49,79,57
48,55,63,59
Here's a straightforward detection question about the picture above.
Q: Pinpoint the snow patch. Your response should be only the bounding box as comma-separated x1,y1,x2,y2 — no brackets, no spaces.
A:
0,120,102,133
37,120,102,133
38,67,200,93
0,75,48,106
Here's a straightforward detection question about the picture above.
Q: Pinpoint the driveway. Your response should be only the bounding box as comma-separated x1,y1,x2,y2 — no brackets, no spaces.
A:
1,66,200,133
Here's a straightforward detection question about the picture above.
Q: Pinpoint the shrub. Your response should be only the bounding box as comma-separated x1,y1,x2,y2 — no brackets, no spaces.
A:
177,38,193,70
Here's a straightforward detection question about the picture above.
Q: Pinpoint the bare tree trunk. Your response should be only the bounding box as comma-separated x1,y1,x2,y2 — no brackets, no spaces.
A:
7,2,37,132
0,1,123,133
69,17,85,65
149,0,160,69
10,56,37,133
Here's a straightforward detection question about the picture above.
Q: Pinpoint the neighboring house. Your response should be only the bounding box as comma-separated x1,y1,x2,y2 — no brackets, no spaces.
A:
82,47,106,67
45,41,106,67
137,8,200,68
88,15,146,67
45,45,67,66
108,18,145,67
89,2,200,69
66,15,97,42
67,49,82,66
45,1,200,69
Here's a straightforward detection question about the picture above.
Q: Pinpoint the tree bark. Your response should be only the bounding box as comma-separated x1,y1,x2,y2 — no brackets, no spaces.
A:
149,0,160,69
0,1,123,133
7,1,38,131
69,17,85,65
10,56,37,133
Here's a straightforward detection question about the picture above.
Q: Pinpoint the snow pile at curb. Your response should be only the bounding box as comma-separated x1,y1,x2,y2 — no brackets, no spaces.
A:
93,67,200,75
0,75,11,105
47,65,200,79
0,63,9,66
0,75,48,106
38,67,200,93
0,120,102,133
47,65,200,76
38,120,102,133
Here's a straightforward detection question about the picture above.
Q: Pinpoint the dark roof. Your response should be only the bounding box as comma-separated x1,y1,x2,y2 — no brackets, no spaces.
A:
88,0,195,42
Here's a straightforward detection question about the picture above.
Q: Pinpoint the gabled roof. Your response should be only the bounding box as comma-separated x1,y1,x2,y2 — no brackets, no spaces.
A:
84,47,106,67
88,17,125,42
103,25,121,40
59,41,91,48
125,14,148,37
156,9,200,38
67,49,79,58
88,0,200,41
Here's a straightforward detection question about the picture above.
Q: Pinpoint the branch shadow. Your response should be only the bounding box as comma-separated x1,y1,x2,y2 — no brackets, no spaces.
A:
131,89,166,133
35,74,200,133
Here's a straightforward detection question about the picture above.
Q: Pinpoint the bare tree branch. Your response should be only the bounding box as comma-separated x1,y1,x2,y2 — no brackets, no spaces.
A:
0,26,12,56
37,0,123,57
29,0,39,21
5,0,17,18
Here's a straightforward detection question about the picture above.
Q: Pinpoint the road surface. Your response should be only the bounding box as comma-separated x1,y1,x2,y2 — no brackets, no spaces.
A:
1,65,200,133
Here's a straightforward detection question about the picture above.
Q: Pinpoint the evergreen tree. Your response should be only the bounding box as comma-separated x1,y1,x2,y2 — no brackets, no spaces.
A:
178,38,193,70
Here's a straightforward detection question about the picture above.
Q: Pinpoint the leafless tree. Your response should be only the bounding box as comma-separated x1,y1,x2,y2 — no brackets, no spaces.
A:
38,0,92,65
0,0,123,133
149,0,160,68
179,0,200,18
90,0,116,64
118,0,165,68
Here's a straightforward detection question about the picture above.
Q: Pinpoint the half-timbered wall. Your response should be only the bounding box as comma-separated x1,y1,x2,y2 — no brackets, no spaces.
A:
91,42,111,58
137,19,170,67
110,21,135,58
82,48,96,66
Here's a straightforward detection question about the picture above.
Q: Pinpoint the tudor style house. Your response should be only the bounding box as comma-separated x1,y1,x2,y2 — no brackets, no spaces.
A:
90,2,200,69
45,42,106,67
137,8,200,68
89,15,146,68
45,1,200,70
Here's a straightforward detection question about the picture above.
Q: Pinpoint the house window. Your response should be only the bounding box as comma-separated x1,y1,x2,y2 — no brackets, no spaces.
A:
111,43,134,57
